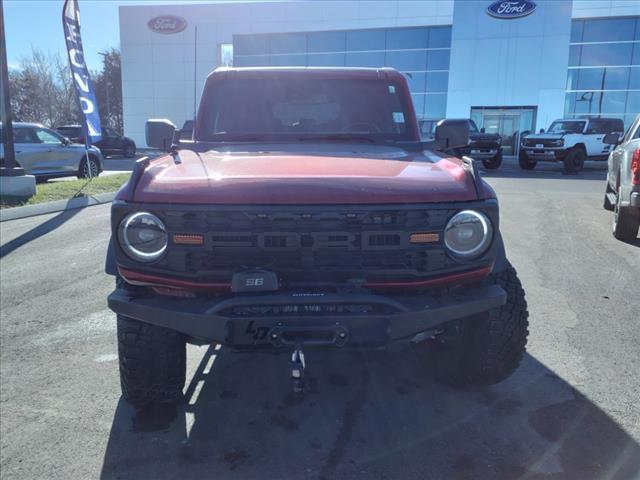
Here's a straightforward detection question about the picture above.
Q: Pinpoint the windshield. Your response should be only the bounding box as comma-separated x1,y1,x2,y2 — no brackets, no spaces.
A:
469,120,479,133
548,121,585,133
56,127,81,137
199,77,414,143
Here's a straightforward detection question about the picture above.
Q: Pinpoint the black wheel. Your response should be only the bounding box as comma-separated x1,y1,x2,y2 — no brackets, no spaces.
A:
613,186,640,241
78,155,100,179
430,262,529,388
518,151,536,170
563,147,585,173
603,182,615,211
124,142,136,158
117,314,186,409
482,150,503,170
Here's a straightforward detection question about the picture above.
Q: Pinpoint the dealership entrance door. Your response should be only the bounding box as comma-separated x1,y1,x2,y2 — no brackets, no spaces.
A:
470,107,537,157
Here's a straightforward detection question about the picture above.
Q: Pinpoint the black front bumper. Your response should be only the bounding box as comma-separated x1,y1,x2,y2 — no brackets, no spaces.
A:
108,285,506,349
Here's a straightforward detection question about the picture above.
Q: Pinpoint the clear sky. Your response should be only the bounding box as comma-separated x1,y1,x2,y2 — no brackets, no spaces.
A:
3,0,216,71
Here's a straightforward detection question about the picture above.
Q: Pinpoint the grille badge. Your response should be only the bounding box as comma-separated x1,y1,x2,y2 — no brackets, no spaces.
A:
173,233,204,245
409,232,440,244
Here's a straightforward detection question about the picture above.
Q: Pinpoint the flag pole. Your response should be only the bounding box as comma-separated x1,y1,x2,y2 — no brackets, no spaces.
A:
62,0,101,181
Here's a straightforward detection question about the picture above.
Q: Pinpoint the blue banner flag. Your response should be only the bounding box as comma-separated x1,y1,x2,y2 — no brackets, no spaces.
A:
62,0,101,145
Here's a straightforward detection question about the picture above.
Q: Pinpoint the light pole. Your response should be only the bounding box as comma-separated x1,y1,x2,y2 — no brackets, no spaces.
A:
0,0,34,198
98,51,110,127
0,0,22,174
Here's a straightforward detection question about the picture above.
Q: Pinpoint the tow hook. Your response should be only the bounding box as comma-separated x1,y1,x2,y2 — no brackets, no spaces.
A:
289,344,306,395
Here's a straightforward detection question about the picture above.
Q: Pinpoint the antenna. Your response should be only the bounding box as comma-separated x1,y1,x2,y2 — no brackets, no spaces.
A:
193,25,197,120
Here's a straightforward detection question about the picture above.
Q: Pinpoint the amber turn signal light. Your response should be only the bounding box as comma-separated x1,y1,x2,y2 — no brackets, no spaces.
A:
173,233,204,245
409,232,440,244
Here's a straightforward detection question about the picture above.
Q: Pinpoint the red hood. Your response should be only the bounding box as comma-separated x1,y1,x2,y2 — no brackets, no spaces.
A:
125,148,483,204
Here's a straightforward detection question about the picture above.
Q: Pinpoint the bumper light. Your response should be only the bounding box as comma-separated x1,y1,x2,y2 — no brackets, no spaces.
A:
444,210,493,259
118,212,168,262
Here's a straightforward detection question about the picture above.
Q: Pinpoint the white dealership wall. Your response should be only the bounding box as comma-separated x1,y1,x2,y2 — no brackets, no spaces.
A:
446,0,572,131
120,0,640,145
119,1,454,145
447,0,640,131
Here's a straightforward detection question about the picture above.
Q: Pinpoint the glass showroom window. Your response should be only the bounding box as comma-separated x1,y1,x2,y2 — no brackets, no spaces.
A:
566,16,640,129
218,44,233,67
233,25,452,121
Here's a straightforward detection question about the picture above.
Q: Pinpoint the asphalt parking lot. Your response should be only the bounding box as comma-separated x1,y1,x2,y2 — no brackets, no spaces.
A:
1,160,639,480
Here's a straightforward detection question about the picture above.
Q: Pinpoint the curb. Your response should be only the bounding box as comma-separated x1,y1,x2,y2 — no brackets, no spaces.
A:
0,192,116,222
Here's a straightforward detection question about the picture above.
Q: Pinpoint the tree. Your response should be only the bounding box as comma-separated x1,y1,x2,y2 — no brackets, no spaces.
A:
8,48,80,127
93,49,122,133
8,47,123,133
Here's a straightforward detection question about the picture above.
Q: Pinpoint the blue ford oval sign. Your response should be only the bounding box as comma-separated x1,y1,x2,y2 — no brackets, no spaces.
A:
487,1,536,19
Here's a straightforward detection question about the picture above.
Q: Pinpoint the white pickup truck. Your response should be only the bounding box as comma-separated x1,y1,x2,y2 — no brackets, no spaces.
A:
520,118,624,173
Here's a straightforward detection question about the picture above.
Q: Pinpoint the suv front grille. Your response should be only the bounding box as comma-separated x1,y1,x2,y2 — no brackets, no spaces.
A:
523,138,560,147
142,207,464,283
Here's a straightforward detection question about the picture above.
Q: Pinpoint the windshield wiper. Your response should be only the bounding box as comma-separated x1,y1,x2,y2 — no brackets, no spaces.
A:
297,134,384,144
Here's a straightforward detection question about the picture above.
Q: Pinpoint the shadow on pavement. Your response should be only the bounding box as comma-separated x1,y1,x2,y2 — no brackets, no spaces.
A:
100,346,640,480
0,207,83,259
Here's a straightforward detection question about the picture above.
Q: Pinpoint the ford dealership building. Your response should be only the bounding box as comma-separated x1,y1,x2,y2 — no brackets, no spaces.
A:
119,0,640,152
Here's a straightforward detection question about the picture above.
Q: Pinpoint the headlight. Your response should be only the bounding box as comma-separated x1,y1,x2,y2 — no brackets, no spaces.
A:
553,139,564,146
444,210,493,259
118,212,167,262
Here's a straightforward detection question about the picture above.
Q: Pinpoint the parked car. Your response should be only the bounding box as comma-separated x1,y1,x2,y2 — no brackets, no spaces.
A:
456,120,503,170
56,125,136,158
0,122,103,179
418,119,438,141
419,119,502,169
520,117,624,173
603,114,640,241
106,67,529,409
179,120,194,141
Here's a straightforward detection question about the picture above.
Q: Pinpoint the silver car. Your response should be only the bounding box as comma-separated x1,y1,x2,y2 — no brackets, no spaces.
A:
603,114,640,241
0,122,104,179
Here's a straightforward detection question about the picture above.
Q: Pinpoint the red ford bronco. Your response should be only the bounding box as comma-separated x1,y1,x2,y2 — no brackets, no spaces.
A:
106,67,529,408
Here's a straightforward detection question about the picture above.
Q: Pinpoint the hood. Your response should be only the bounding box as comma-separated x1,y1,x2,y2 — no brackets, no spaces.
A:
525,133,564,140
67,142,100,152
126,145,483,205
470,132,500,142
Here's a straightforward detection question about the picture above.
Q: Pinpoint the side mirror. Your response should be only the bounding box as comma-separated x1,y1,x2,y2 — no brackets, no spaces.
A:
603,132,621,145
435,119,469,150
480,127,486,133
61,138,70,146
146,119,177,151
539,128,545,134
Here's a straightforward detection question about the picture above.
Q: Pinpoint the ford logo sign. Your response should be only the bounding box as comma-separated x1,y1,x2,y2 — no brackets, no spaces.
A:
487,1,536,19
147,15,187,34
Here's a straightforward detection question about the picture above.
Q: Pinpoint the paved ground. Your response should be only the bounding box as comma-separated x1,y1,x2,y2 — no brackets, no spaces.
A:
1,159,639,480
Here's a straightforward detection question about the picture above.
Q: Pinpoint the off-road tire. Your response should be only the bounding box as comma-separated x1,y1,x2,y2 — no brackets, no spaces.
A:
431,263,529,388
482,150,503,170
603,182,615,211
78,155,100,179
518,151,536,170
563,147,585,173
117,314,186,409
613,186,640,241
